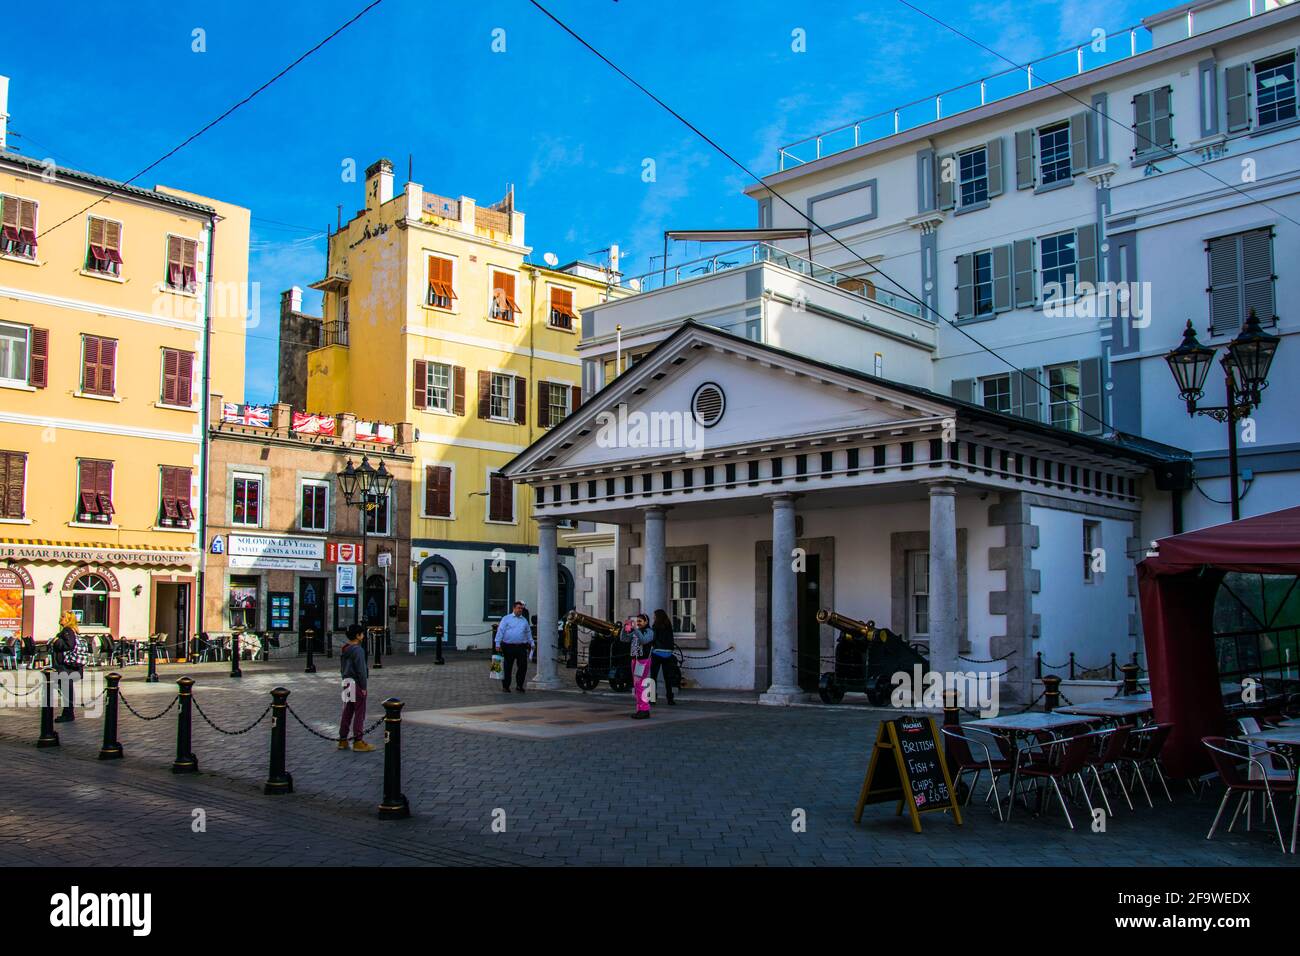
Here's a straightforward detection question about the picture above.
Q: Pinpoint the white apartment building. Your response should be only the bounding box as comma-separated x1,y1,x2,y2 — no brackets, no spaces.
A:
506,0,1296,703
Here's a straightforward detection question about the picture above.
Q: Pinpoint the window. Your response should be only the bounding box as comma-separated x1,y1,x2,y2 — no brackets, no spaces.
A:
76,459,114,523
0,195,37,259
908,551,929,641
484,561,515,620
300,480,329,532
539,381,573,428
981,374,1011,413
229,576,259,631
1047,363,1081,431
424,465,453,518
86,217,123,276
1133,87,1173,158
81,335,117,396
159,466,193,528
0,451,26,519
1207,229,1275,335
70,574,109,627
1083,520,1102,584
165,236,198,292
426,255,455,309
490,270,519,321
0,323,30,386
490,373,514,421
973,250,994,317
1255,52,1297,128
549,288,579,330
232,473,262,527
426,362,452,412
1038,122,1071,185
958,146,988,207
1039,231,1077,299
160,348,194,407
487,472,514,523
365,491,391,535
670,563,697,634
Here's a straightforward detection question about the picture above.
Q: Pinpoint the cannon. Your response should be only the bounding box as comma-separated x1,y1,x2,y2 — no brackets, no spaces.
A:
565,611,633,692
815,608,930,705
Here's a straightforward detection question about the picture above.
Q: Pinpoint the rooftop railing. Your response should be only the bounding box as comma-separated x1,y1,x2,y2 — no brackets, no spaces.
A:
630,242,925,319
777,24,1157,170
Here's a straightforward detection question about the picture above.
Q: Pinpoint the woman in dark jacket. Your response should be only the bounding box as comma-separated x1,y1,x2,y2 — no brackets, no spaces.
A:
22,635,36,669
51,612,82,722
649,609,677,704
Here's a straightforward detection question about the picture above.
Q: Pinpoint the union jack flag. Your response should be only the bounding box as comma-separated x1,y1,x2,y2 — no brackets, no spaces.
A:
222,403,270,426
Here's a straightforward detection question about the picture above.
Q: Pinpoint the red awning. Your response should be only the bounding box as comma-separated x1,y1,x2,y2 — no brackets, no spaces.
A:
1137,505,1300,776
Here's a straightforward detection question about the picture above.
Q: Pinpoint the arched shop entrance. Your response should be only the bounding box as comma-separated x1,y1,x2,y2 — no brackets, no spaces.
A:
416,556,456,652
558,565,575,619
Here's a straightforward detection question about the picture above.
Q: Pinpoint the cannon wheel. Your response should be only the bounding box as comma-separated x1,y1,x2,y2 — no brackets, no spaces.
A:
866,683,889,707
609,675,632,693
818,676,846,705
575,670,597,691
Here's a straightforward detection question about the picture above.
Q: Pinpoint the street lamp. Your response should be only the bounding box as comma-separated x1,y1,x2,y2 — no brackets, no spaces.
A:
1165,309,1280,521
340,456,394,660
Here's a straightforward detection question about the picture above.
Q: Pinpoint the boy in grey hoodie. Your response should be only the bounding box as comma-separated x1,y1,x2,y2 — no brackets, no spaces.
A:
338,625,373,752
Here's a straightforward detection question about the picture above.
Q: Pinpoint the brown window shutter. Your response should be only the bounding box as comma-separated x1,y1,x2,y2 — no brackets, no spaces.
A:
570,385,581,414
452,366,466,415
424,466,437,515
99,339,117,394
88,217,105,255
537,380,548,428
412,359,428,408
436,466,452,517
477,370,492,419
0,198,16,232
105,220,122,256
82,336,100,394
160,467,179,521
162,348,179,404
514,376,527,425
177,350,193,406
167,236,183,287
97,460,115,515
489,474,510,521
29,328,48,388
1,453,24,519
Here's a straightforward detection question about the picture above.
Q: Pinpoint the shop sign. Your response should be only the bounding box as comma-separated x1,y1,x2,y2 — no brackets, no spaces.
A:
0,543,195,567
228,555,321,572
326,542,363,564
336,564,357,595
227,534,325,561
0,569,22,637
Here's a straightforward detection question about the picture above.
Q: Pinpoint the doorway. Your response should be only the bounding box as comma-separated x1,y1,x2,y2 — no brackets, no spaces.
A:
364,574,386,628
765,554,823,693
558,566,576,619
298,577,327,652
153,582,190,660
417,558,456,650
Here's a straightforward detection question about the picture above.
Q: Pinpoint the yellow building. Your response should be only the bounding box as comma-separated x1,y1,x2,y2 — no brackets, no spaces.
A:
0,91,249,652
299,158,627,650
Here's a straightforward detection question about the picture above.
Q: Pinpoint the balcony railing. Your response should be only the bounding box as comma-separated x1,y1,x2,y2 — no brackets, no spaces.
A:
630,242,925,319
323,319,349,347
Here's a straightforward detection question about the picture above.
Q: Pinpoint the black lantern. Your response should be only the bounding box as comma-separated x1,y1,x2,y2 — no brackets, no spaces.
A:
354,456,376,500
1165,320,1216,410
373,460,394,500
1225,308,1280,403
338,458,360,500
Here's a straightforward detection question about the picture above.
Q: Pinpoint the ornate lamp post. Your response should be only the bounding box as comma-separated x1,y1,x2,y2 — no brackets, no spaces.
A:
1165,309,1280,521
339,456,393,659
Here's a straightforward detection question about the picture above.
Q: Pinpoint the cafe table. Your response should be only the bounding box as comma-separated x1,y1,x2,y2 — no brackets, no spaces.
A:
965,711,1098,734
1054,699,1154,721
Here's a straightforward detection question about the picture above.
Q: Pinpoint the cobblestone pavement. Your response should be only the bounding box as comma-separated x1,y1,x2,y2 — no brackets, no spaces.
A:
1,656,1295,867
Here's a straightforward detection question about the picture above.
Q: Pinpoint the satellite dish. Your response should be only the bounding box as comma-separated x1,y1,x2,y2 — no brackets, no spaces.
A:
543,252,559,267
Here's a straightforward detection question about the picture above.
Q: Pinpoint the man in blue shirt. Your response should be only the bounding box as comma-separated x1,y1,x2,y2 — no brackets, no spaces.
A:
494,600,534,693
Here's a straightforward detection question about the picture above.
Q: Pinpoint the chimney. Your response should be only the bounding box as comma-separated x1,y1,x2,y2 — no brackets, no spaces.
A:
365,158,394,211
280,286,303,317
0,75,9,152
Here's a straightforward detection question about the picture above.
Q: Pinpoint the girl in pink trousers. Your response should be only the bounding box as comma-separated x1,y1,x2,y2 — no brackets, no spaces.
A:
623,613,654,719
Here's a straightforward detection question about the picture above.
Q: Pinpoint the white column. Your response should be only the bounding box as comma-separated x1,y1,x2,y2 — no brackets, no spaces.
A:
641,506,668,616
927,482,959,678
529,516,563,689
761,494,802,705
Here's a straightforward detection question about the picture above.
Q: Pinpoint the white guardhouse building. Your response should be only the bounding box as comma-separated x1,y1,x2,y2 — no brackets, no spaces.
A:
505,323,1189,702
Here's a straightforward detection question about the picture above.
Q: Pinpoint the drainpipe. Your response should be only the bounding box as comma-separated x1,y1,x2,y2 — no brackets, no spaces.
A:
195,213,218,658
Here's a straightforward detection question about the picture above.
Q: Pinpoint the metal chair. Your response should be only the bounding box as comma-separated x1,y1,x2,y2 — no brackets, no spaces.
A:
1121,723,1174,806
1202,736,1296,854
1008,732,1099,829
942,725,1014,820
1082,725,1134,814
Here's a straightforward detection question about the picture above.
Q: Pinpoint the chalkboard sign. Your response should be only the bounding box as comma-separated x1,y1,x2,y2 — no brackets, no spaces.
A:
853,715,962,833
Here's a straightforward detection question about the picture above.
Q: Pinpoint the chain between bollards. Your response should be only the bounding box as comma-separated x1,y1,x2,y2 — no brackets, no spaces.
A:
99,672,123,760
171,677,198,774
36,668,59,749
264,687,293,795
377,697,409,820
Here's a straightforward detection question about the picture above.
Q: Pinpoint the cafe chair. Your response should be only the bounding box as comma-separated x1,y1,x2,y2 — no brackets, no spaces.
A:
1201,737,1296,854
1082,725,1133,815
1008,732,1098,830
1122,723,1174,807
941,725,1014,821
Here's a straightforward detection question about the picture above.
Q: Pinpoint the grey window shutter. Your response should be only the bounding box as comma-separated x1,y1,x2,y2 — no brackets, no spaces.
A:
992,245,1012,312
956,253,974,320
1241,228,1276,324
1012,238,1035,307
1133,91,1154,157
1075,224,1098,287
1020,369,1042,422
916,148,936,214
1009,370,1024,418
1070,112,1089,174
1079,357,1103,436
950,378,974,403
1015,129,1034,189
1152,87,1173,152
1225,64,1251,132
986,138,1004,198
937,154,956,211
1208,235,1242,335
1199,59,1220,138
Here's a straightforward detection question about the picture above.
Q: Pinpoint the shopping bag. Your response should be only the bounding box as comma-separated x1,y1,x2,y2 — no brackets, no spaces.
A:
644,677,657,704
489,653,504,681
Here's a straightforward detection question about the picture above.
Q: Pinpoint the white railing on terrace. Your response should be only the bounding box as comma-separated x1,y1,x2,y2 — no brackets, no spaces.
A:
777,24,1161,170
631,242,925,319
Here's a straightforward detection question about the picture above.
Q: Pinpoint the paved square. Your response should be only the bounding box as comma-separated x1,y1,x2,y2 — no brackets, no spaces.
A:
403,698,727,739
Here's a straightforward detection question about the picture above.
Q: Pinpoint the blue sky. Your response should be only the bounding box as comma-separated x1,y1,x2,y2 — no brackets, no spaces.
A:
3,0,1152,402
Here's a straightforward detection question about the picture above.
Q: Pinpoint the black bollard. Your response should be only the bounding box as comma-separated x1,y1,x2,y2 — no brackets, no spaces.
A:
146,639,159,683
36,668,59,749
1042,674,1061,712
229,630,242,679
942,688,960,726
326,629,333,659
1120,662,1140,696
99,672,123,760
264,687,293,795
377,697,410,819
373,627,384,670
434,625,445,666
171,677,198,774
305,629,317,674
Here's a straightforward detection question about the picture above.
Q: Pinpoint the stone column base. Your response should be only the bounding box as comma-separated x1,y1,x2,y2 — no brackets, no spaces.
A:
758,686,804,706
527,674,565,691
